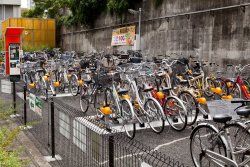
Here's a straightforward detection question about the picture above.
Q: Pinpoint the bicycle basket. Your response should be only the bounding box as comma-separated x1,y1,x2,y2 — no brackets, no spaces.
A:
94,71,121,86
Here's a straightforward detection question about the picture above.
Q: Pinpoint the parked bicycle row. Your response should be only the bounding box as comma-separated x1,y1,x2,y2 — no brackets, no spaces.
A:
20,49,249,135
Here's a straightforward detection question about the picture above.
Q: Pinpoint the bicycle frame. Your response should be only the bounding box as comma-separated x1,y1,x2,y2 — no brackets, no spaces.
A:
126,74,162,123
231,76,250,99
194,122,250,167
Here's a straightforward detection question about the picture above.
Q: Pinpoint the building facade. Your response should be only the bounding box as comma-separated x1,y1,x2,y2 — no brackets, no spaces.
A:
27,0,34,9
0,0,21,37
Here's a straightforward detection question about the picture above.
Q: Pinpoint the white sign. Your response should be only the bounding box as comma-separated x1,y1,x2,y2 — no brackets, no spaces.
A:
29,93,43,116
1,79,12,94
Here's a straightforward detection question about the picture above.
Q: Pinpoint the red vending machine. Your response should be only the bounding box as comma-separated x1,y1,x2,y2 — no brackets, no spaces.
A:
5,27,23,82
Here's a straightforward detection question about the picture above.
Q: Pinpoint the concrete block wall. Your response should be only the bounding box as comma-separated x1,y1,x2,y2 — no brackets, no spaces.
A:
59,0,250,66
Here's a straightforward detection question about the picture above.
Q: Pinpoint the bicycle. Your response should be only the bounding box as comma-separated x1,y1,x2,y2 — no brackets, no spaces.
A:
190,100,250,167
119,63,166,134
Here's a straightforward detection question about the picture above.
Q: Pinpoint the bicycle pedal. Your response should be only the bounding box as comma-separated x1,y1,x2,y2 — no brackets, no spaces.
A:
203,115,209,119
173,117,178,123
139,123,145,127
106,126,111,132
112,118,120,124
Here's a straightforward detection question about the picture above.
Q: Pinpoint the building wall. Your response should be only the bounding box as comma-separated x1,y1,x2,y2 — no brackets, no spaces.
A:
0,0,21,38
60,0,250,66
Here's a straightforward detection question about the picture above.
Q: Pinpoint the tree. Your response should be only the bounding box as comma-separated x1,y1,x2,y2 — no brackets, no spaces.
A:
22,0,70,19
68,0,107,26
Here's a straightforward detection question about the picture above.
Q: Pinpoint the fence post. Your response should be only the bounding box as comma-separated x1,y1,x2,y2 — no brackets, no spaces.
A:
50,99,55,158
109,135,114,167
23,85,27,125
12,81,16,115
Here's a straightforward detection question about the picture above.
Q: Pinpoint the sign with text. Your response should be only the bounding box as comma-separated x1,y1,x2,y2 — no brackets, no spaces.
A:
111,26,136,46
29,93,43,116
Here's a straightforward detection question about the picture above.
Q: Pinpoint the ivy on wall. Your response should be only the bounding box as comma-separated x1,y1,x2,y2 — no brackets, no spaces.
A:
22,0,160,27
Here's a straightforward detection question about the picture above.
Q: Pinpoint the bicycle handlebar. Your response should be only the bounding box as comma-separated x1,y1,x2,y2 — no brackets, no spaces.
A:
234,64,250,73
231,100,250,104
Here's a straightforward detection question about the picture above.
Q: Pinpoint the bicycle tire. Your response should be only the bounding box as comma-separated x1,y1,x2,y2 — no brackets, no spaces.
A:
40,76,48,101
190,124,227,167
230,83,242,99
164,96,187,131
121,99,136,139
58,72,65,92
80,96,89,113
69,74,79,96
204,78,216,97
225,122,250,165
178,91,199,126
144,98,165,134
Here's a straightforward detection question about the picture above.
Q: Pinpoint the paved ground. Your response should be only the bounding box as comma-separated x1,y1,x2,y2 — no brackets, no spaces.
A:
0,76,243,167
59,94,242,166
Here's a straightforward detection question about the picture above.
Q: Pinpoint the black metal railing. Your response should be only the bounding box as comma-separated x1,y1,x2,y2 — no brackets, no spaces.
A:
14,83,188,167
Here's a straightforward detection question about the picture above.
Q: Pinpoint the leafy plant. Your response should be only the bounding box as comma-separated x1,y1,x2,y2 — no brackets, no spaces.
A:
22,44,50,52
154,0,163,8
68,0,107,26
0,39,3,52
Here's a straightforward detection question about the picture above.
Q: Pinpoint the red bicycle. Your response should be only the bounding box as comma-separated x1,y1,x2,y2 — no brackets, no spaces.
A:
223,64,250,99
150,80,188,131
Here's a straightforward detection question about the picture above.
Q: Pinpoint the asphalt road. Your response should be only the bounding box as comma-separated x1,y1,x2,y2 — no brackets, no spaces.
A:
58,94,241,167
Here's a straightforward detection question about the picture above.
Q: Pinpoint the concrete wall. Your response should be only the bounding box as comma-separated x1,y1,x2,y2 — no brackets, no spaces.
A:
60,0,250,66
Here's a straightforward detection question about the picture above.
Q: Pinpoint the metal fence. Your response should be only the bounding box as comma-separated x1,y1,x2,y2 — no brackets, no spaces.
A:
14,82,187,167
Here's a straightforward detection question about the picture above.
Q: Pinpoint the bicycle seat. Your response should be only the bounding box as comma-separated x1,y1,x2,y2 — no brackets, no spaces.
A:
213,114,232,123
162,86,172,92
143,84,153,92
156,71,166,77
118,88,128,95
178,78,188,84
236,107,250,117
36,69,44,73
192,72,201,76
68,68,75,72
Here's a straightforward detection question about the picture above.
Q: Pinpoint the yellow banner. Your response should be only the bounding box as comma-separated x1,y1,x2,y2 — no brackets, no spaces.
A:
111,26,136,46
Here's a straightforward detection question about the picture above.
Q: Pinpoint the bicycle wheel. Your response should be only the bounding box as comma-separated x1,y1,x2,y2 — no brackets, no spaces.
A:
190,124,227,167
204,79,216,97
144,98,165,134
40,76,48,101
94,88,106,117
226,123,250,165
79,85,90,113
121,99,136,139
230,83,242,98
178,91,199,126
164,96,187,131
58,72,65,92
69,74,79,96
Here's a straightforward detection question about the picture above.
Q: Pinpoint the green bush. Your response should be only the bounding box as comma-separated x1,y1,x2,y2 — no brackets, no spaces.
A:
0,39,3,52
23,44,50,52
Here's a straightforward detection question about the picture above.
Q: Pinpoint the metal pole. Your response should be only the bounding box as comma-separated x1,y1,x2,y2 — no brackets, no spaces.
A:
50,99,55,158
23,85,27,125
109,135,114,167
13,82,16,115
139,8,142,51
